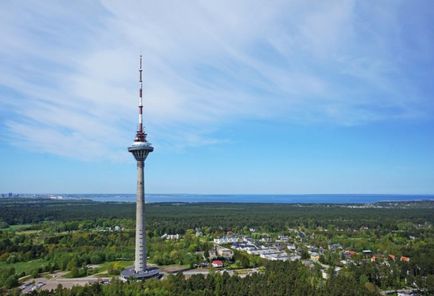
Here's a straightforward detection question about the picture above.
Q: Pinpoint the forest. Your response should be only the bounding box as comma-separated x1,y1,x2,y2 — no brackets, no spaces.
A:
1,198,433,234
0,198,433,295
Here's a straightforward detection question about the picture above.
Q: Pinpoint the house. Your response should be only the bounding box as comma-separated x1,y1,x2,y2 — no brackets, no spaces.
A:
259,237,272,243
344,250,357,259
371,256,377,262
298,232,306,239
277,235,289,242
388,254,396,261
211,260,224,268
400,256,410,263
310,252,320,261
161,233,180,240
287,244,296,251
274,242,286,251
308,245,319,253
328,243,342,251
362,250,372,256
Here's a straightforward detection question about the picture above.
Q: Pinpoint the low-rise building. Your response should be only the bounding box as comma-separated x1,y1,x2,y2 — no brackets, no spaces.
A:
232,242,257,252
287,244,296,251
211,260,224,268
328,243,342,251
214,236,239,244
276,235,289,242
344,250,357,259
161,233,180,240
260,251,289,261
362,249,372,256
216,246,234,259
310,252,320,261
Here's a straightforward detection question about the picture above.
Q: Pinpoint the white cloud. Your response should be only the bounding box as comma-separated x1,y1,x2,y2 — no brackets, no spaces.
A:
0,0,432,160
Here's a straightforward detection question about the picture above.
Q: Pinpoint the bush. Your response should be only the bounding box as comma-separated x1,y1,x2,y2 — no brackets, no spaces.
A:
4,275,18,289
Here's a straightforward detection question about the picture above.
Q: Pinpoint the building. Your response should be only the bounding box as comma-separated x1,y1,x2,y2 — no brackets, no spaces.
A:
310,252,320,261
212,260,224,268
287,244,296,251
289,255,301,261
276,235,289,242
161,234,180,240
261,252,289,261
121,57,160,281
232,242,257,252
216,246,234,259
344,250,357,259
214,236,239,244
328,243,343,251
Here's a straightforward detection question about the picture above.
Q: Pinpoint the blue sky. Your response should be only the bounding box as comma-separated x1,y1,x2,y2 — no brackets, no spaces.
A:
1,0,434,194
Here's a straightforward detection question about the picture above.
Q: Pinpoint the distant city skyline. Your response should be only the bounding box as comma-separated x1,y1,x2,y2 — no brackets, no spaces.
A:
1,1,434,194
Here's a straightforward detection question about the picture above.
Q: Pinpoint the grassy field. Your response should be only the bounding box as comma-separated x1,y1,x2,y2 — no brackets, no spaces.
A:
0,259,47,274
4,224,33,231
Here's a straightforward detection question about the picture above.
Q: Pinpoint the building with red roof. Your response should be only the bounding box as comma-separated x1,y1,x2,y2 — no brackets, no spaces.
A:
211,260,224,268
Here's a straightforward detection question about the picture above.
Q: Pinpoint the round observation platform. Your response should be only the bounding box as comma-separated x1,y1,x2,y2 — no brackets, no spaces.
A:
128,141,154,161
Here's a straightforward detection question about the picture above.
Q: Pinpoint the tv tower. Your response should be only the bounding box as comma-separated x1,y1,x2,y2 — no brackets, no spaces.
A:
121,56,160,281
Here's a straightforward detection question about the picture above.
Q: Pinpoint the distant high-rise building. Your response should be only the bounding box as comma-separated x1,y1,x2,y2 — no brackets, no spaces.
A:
121,56,160,281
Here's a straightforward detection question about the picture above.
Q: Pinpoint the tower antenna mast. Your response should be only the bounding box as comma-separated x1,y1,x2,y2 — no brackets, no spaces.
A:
135,55,146,142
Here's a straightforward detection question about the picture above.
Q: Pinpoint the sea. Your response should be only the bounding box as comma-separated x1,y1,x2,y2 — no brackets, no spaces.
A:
28,194,434,204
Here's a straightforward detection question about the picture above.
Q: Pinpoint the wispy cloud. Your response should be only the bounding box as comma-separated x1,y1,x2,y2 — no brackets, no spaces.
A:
0,0,433,160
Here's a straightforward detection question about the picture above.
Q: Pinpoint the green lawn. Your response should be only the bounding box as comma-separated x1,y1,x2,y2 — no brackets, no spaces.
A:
16,229,42,235
0,259,47,274
5,224,33,231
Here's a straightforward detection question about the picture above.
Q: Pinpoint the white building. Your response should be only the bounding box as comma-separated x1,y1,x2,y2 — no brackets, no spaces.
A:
287,244,296,251
216,246,234,259
214,236,239,244
161,233,180,240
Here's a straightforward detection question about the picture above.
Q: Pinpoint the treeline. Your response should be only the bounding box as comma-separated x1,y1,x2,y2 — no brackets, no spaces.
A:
1,199,433,234
21,260,434,296
24,261,388,296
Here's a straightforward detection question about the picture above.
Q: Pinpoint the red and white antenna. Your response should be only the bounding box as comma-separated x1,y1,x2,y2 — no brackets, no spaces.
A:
135,55,146,142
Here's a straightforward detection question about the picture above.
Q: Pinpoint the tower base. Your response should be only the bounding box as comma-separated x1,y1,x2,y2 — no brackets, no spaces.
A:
120,267,161,282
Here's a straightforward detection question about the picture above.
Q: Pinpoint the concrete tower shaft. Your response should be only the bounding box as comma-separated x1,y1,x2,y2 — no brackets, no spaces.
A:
128,144,153,273
135,159,146,272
